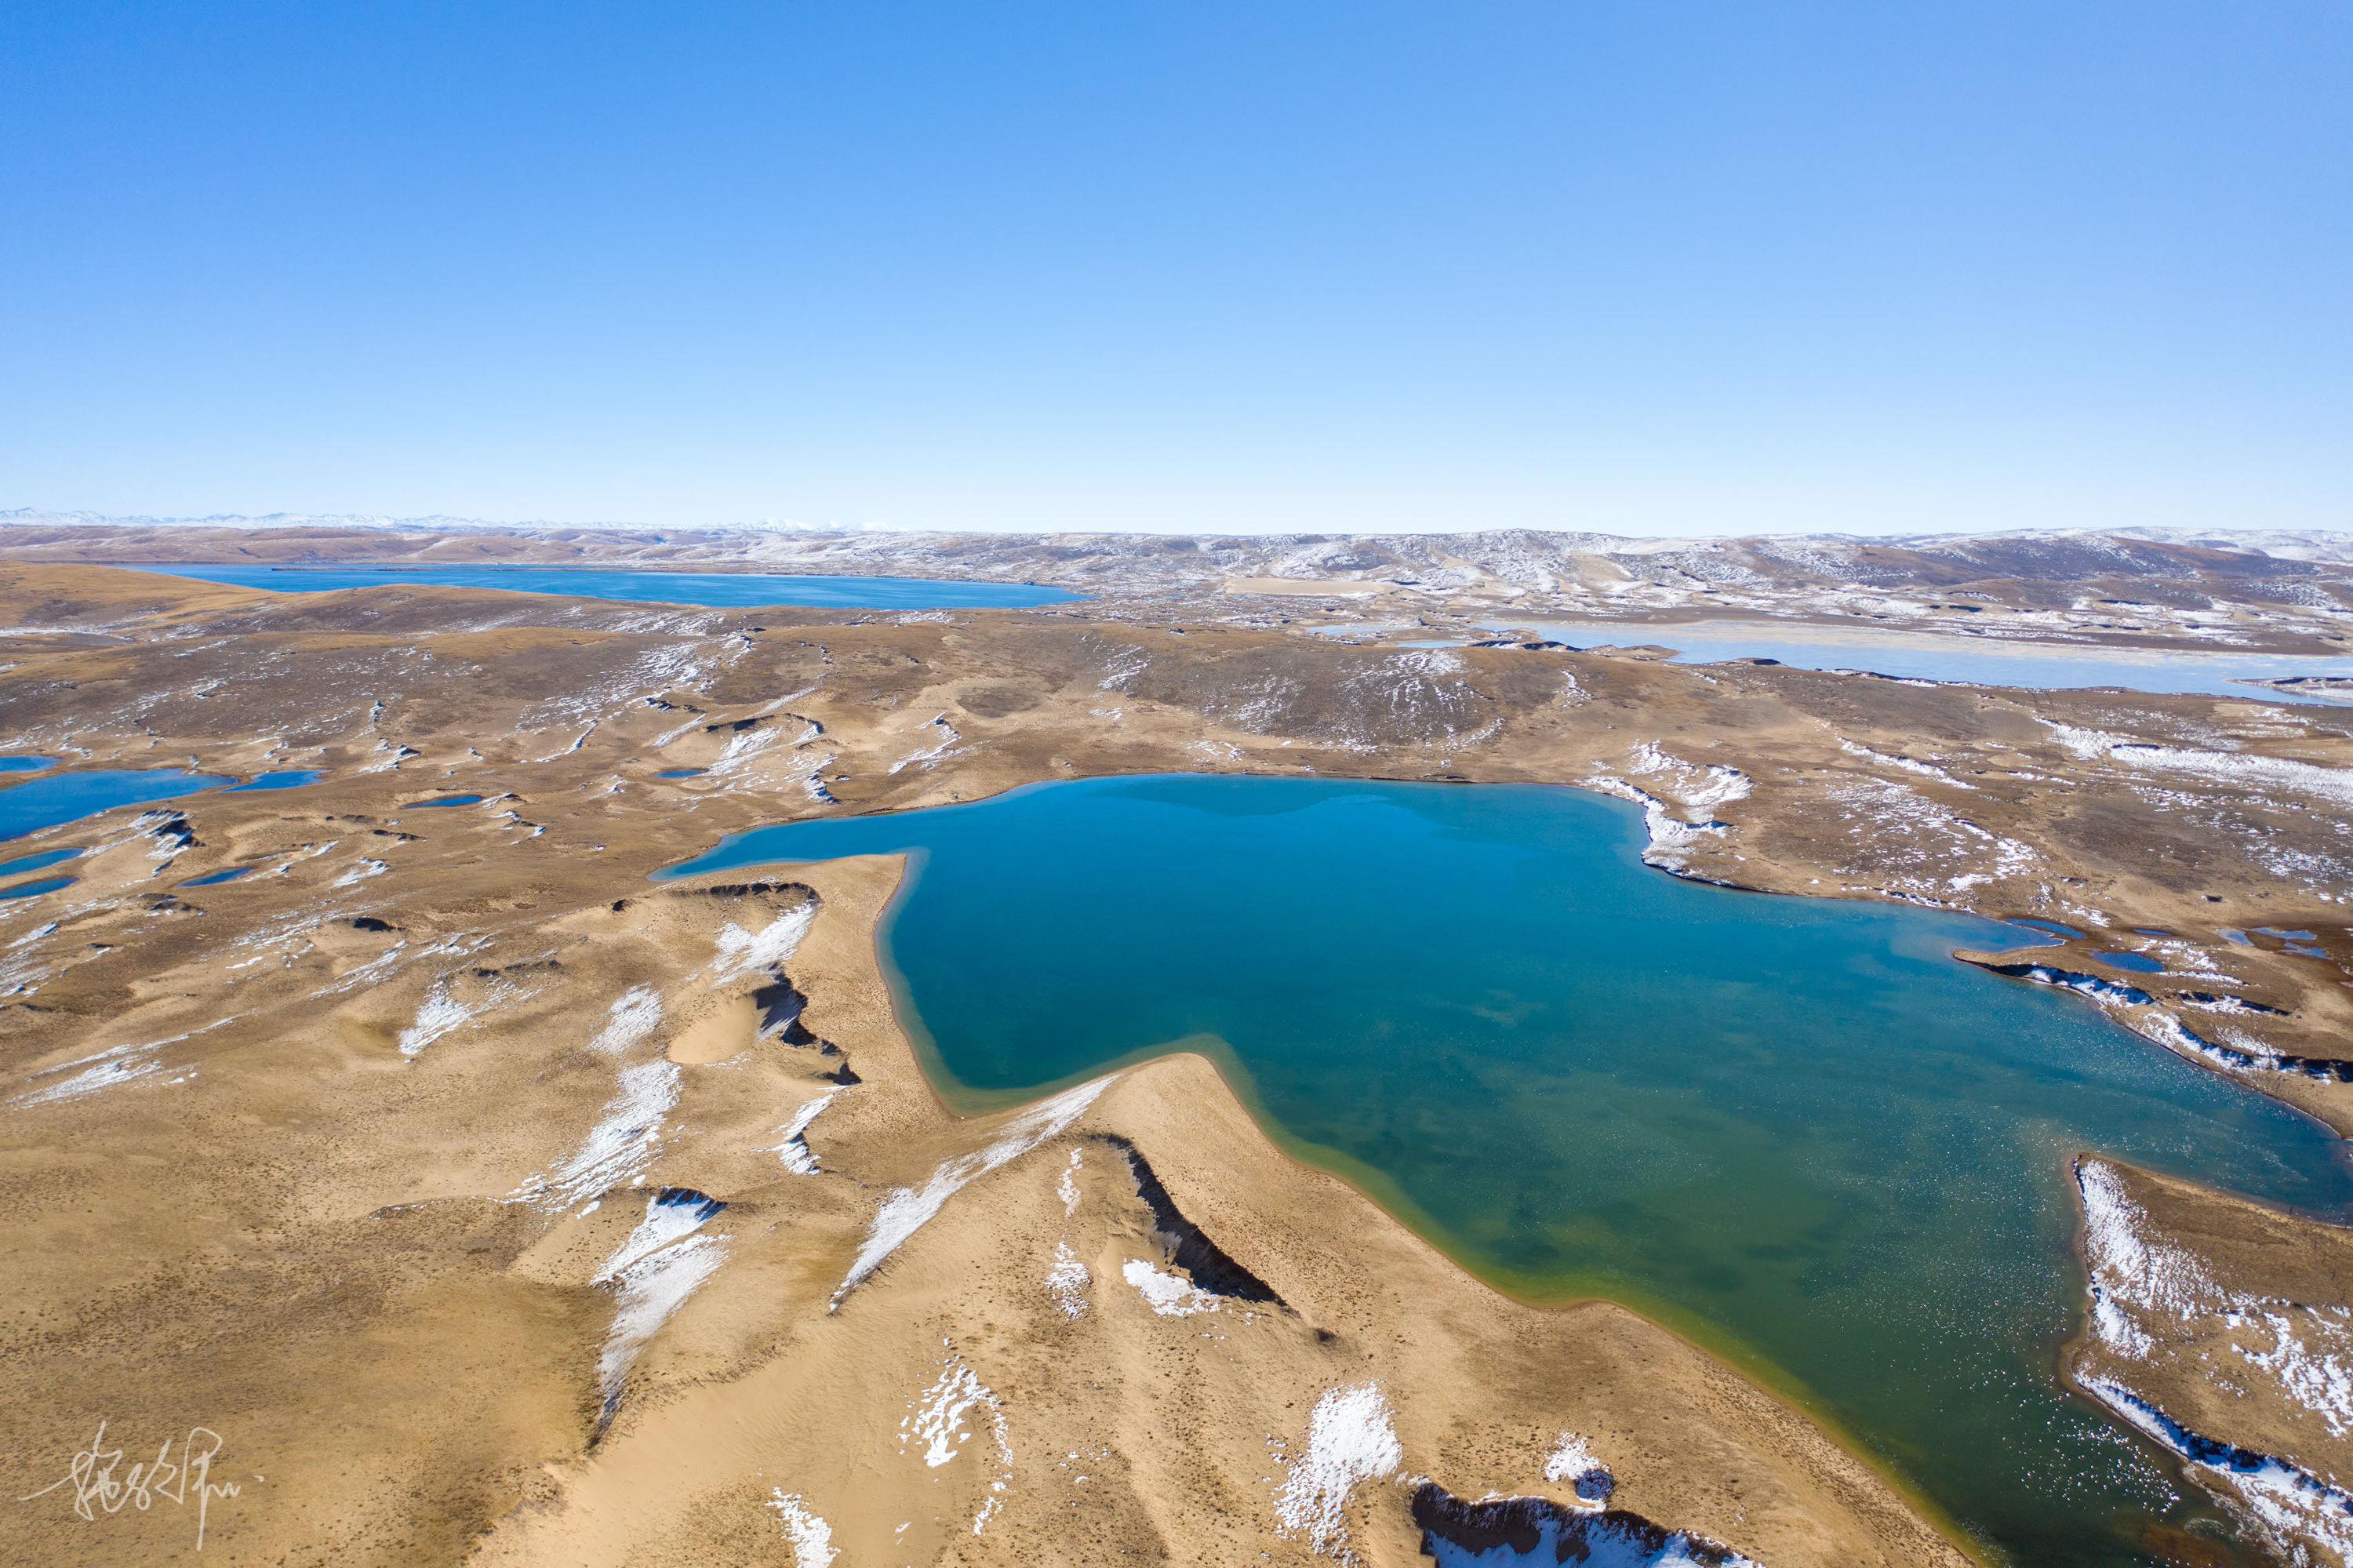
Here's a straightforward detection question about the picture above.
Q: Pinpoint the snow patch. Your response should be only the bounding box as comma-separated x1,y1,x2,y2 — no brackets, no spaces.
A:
904,1353,1003,1467
1096,644,1150,691
1123,1257,1221,1317
2044,722,2353,809
588,986,664,1054
833,1076,1111,1305
1815,773,2035,897
1838,739,1975,790
1048,1242,1090,1318
709,903,816,984
9,1021,228,1107
2129,1010,2257,1075
900,1346,1015,1530
2078,1376,2353,1567
13,1041,173,1106
525,1059,680,1210
770,1089,839,1175
309,938,408,998
766,1492,837,1568
594,1188,727,1413
1584,776,1726,863
1628,743,1752,810
706,724,785,779
1275,1382,1403,1562
1541,1432,1615,1506
888,714,964,774
396,980,486,1058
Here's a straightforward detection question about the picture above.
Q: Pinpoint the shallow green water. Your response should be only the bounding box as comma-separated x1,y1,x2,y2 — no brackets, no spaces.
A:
663,775,2352,1566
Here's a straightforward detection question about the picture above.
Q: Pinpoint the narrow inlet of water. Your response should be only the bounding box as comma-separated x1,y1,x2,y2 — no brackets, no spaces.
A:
662,774,2351,1568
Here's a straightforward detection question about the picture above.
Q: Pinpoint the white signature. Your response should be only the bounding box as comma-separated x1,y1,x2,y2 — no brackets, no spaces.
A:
20,1421,246,1550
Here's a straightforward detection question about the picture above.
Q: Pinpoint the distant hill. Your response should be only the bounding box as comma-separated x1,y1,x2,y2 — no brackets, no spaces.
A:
3,509,2348,620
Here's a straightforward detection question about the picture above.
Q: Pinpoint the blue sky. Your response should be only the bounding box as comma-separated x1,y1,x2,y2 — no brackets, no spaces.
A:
2,2,2347,536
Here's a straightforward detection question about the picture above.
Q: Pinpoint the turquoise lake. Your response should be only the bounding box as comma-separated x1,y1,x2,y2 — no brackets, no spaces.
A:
661,774,2352,1567
129,562,1077,609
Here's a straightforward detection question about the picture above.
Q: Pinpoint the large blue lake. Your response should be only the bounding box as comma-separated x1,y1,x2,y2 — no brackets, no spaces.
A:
129,562,1077,609
664,775,2350,1567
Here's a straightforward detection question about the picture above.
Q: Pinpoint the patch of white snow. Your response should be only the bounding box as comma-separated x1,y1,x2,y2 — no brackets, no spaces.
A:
770,1089,839,1175
766,1491,837,1568
593,1189,728,1412
709,903,816,984
1047,1242,1090,1318
1541,1432,1615,1506
1122,1257,1221,1317
833,1076,1111,1305
1275,1382,1403,1562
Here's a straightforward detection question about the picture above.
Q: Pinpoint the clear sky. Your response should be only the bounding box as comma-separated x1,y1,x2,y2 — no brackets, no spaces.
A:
2,2,2348,537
